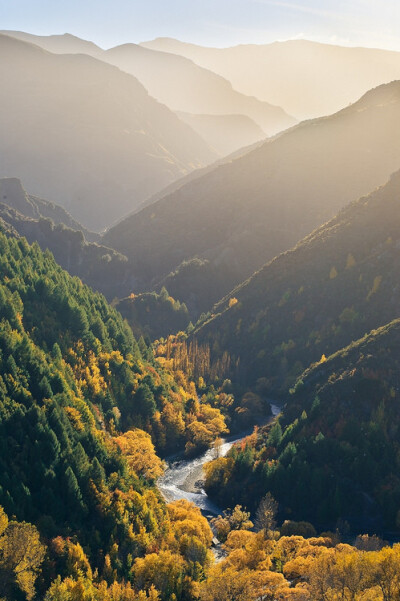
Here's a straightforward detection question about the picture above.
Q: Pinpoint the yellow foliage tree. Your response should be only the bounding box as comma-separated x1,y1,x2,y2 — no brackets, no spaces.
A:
0,511,46,601
200,564,286,601
167,500,213,548
116,429,164,481
133,550,186,600
185,404,228,455
373,544,400,601
45,575,161,600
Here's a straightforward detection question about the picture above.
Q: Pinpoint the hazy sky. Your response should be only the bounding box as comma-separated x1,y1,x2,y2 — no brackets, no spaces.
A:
1,0,399,51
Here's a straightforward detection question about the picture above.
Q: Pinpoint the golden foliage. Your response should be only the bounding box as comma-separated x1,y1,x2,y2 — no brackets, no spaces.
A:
0,516,46,601
167,499,213,549
200,564,286,601
65,406,85,432
185,414,228,456
115,429,164,481
45,575,161,600
133,551,186,598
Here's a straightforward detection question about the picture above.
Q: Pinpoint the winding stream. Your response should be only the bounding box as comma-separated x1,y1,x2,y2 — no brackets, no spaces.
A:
158,403,281,517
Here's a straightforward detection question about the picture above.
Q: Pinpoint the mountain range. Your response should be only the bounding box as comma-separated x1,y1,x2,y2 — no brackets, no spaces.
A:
4,22,400,600
102,42,295,136
103,80,400,315
0,33,216,231
2,30,296,157
142,37,400,119
0,29,104,55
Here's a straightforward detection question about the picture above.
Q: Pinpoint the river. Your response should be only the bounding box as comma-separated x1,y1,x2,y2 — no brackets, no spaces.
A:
158,403,281,517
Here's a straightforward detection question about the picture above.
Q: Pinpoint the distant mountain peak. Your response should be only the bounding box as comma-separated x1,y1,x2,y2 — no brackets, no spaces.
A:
0,29,104,54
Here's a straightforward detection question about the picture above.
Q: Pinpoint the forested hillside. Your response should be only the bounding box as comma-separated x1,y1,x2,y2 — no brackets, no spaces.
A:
205,318,400,532
117,288,190,340
0,229,235,596
195,169,400,393
0,202,134,301
0,178,144,303
3,221,400,599
198,168,400,535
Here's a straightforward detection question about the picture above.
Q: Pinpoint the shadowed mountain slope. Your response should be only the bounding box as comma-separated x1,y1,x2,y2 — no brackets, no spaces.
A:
194,168,400,393
103,81,400,314
0,203,133,301
129,139,265,217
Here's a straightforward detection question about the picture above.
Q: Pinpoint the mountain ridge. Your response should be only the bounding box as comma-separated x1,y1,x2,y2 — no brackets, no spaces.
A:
103,41,296,134
0,29,104,55
194,167,400,394
0,33,217,230
142,37,400,118
103,80,400,314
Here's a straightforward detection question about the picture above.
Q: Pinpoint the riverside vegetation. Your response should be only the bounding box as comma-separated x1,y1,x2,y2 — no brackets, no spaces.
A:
2,192,400,600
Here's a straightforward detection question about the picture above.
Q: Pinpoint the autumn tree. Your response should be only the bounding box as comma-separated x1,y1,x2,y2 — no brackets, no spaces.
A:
167,499,213,549
212,505,253,543
0,509,46,600
133,550,186,601
185,404,228,456
200,564,286,601
45,575,161,600
116,429,164,481
255,493,278,536
213,437,223,459
373,544,400,601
